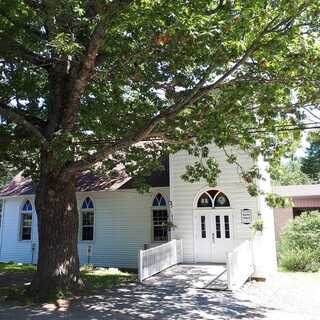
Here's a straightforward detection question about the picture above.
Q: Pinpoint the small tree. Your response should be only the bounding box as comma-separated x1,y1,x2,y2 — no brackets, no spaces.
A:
0,0,319,297
273,158,311,186
301,133,320,183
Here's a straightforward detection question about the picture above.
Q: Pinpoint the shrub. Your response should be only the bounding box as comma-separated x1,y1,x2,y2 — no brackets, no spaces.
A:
279,212,320,272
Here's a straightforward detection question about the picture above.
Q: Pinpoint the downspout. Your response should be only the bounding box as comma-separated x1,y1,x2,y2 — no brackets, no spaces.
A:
0,199,5,260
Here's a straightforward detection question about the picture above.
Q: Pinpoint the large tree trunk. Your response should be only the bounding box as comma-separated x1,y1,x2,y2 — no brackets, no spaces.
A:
30,152,84,296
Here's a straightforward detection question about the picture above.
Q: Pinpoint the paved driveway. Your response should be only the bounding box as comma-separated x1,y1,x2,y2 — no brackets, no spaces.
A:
0,269,319,319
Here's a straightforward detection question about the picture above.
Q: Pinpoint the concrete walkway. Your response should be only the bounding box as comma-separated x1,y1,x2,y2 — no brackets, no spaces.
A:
144,264,228,289
0,271,320,319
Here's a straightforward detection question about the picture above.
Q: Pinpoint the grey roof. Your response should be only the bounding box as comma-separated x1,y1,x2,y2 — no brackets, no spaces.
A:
273,184,320,197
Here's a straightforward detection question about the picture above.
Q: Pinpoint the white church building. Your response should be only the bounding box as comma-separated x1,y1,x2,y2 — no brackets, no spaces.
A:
0,144,277,286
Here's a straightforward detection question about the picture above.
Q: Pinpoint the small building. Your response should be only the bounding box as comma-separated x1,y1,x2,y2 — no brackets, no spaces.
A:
273,184,320,242
0,144,277,280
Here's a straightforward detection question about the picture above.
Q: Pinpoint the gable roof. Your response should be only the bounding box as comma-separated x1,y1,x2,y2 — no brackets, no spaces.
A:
0,158,169,197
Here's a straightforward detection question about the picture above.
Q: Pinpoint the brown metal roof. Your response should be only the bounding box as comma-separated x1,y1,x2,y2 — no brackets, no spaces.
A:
0,175,35,197
0,158,169,197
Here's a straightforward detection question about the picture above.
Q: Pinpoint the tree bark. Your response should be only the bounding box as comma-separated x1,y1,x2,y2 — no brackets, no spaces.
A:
30,151,84,297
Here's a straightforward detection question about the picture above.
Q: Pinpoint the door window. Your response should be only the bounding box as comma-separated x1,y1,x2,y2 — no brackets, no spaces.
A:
214,214,231,240
224,215,230,238
215,215,221,238
201,216,206,238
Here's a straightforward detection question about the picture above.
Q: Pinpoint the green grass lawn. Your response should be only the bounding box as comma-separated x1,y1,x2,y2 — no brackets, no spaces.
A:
0,262,137,304
0,263,36,273
81,265,136,290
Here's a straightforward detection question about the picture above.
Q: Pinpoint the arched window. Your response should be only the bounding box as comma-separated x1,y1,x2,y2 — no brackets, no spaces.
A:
20,200,33,240
196,190,230,208
152,193,168,242
0,200,3,231
197,193,212,207
80,197,94,241
214,192,230,207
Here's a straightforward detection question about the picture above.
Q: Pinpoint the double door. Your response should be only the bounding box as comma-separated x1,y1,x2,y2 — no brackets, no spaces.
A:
195,211,233,263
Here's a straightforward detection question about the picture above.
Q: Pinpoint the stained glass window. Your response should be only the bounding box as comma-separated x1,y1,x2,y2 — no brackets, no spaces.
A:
197,190,230,208
22,200,33,211
197,193,212,207
152,193,167,207
81,197,94,241
82,197,94,209
214,193,230,207
152,194,168,241
0,200,2,230
21,200,32,240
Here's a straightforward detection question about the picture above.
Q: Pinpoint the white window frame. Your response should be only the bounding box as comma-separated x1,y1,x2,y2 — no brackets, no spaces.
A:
0,200,2,230
79,197,95,242
0,199,3,235
19,199,33,241
195,189,231,210
151,193,170,243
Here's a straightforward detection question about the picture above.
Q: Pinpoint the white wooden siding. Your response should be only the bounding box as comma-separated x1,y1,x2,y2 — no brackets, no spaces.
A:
169,144,259,263
0,196,36,264
254,157,277,276
0,187,169,268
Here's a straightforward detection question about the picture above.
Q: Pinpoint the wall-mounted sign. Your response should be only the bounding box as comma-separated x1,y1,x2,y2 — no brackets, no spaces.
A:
241,209,252,224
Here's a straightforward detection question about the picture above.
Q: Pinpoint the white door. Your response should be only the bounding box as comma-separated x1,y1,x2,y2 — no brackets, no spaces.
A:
211,212,233,262
195,211,233,263
195,213,213,262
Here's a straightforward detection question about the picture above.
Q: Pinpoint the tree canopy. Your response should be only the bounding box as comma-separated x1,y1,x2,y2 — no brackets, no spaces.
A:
0,0,319,192
1,0,320,295
272,157,311,186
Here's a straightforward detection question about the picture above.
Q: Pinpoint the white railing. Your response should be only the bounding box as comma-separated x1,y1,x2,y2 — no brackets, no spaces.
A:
138,239,183,282
227,240,254,290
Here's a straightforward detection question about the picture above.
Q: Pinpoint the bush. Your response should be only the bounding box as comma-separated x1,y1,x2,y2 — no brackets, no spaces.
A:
279,212,320,272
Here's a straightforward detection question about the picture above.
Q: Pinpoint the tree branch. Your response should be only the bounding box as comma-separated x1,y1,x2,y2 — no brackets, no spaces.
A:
69,6,307,173
23,0,43,11
147,132,193,145
205,0,225,15
0,10,45,39
0,37,51,69
0,102,49,149
63,0,134,130
64,20,108,122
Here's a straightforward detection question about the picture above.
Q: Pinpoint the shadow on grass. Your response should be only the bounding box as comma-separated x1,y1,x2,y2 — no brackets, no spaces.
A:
0,263,136,305
81,266,137,291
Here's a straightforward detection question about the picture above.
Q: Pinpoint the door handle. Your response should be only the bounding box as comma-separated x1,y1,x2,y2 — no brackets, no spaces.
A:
212,232,215,243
